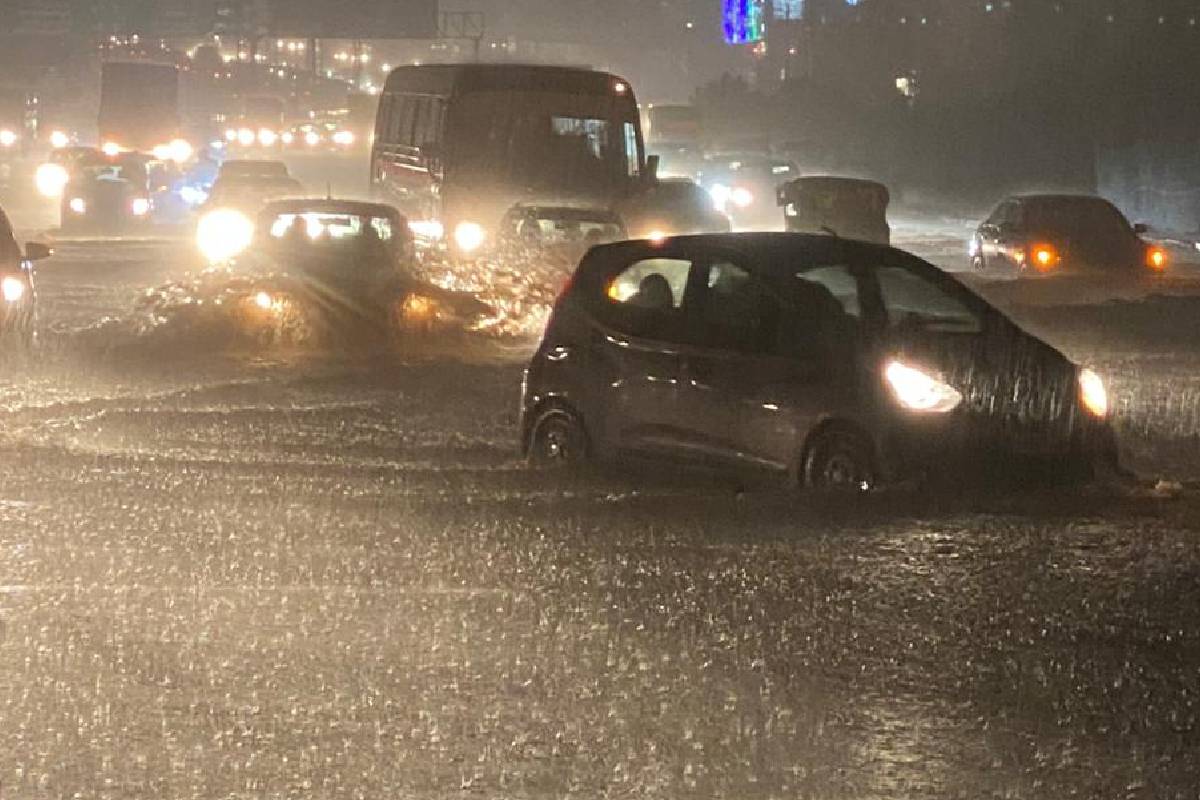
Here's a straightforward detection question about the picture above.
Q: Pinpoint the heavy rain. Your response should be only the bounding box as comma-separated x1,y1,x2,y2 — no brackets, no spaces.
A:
0,1,1198,798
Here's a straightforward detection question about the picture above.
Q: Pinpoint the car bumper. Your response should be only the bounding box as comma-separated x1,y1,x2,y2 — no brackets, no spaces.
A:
876,410,1118,483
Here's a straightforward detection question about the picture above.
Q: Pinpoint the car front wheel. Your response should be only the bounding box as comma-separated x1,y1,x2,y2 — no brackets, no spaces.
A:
803,428,876,491
527,408,589,468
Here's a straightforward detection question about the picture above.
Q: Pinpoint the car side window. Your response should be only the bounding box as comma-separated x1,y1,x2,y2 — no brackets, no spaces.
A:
601,257,693,342
796,264,862,318
700,261,781,354
876,265,983,334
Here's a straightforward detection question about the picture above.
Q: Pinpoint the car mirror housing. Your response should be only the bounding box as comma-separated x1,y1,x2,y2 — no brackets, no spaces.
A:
1133,222,1149,235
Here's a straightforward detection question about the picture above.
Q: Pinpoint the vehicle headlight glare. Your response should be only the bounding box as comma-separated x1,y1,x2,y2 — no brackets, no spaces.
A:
884,360,963,413
131,197,151,216
36,163,70,198
196,208,254,263
281,131,294,145
0,130,16,147
304,131,320,147
453,221,486,253
69,197,86,214
1,276,25,303
49,130,69,149
258,128,277,147
332,130,355,146
237,128,255,146
168,138,193,163
1079,368,1108,418
731,187,754,208
254,291,273,310
709,183,731,210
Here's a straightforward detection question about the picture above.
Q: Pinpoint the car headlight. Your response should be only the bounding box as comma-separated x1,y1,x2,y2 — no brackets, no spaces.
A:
884,360,963,413
258,129,278,147
225,129,238,142
731,187,754,208
332,130,355,146
453,221,486,253
304,131,321,147
281,131,295,145
0,129,17,148
131,197,151,216
102,142,121,157
1078,368,1108,418
35,163,70,198
196,208,254,263
49,130,70,149
237,128,255,147
1,276,26,303
709,183,731,210
68,197,87,214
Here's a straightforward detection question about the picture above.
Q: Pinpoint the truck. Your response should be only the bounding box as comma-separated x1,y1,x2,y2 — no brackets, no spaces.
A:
98,62,182,153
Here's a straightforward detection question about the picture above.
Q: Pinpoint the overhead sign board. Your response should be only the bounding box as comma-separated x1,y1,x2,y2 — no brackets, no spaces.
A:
264,0,439,39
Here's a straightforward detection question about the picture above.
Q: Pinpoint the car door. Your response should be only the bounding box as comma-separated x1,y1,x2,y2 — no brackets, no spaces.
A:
588,248,705,457
673,255,844,472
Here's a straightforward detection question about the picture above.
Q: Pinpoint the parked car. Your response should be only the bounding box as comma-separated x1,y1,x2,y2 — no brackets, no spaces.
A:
0,204,50,345
778,176,890,245
970,194,1167,275
520,233,1118,488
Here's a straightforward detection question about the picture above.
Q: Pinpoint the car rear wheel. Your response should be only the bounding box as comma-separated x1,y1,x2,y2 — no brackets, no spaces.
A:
803,427,876,491
527,409,589,468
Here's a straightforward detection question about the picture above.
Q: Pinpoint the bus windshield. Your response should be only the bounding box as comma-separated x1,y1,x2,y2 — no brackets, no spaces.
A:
449,89,640,194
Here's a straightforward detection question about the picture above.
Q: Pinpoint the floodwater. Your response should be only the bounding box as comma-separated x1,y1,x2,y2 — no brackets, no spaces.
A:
0,186,1199,798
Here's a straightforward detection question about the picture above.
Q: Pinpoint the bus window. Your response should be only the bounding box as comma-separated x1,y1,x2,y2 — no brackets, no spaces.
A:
551,116,609,160
623,122,639,177
414,97,446,149
385,94,418,146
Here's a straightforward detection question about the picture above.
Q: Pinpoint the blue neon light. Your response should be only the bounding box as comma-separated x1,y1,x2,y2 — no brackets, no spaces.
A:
723,0,766,44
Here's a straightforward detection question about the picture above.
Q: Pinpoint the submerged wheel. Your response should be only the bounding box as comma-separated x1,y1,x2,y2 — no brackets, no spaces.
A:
527,408,588,468
803,427,877,491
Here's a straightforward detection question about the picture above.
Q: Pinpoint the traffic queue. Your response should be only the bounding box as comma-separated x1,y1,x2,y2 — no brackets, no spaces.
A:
8,60,1191,491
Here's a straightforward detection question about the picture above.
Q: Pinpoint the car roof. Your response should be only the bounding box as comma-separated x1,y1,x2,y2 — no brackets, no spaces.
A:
1008,193,1115,205
221,160,289,175
588,232,901,275
257,198,403,219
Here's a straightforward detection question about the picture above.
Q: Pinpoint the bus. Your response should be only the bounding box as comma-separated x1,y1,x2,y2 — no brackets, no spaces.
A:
99,62,183,155
371,64,649,253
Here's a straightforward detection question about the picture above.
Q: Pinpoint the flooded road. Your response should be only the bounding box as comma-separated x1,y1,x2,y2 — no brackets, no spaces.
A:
0,213,1199,797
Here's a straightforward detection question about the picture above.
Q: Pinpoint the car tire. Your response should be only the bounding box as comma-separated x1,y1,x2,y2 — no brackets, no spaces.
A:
803,427,876,491
527,408,589,468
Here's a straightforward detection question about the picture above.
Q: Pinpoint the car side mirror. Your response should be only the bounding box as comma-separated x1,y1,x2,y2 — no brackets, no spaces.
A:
24,242,52,261
1133,222,1149,235
644,154,660,184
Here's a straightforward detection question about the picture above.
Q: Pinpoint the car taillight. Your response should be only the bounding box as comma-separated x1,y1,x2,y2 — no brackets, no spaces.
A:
1030,242,1060,272
1146,246,1168,271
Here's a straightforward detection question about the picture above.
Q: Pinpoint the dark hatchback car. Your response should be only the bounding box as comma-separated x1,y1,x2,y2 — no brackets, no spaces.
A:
60,152,153,234
970,194,1167,276
521,233,1117,488
0,205,51,344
